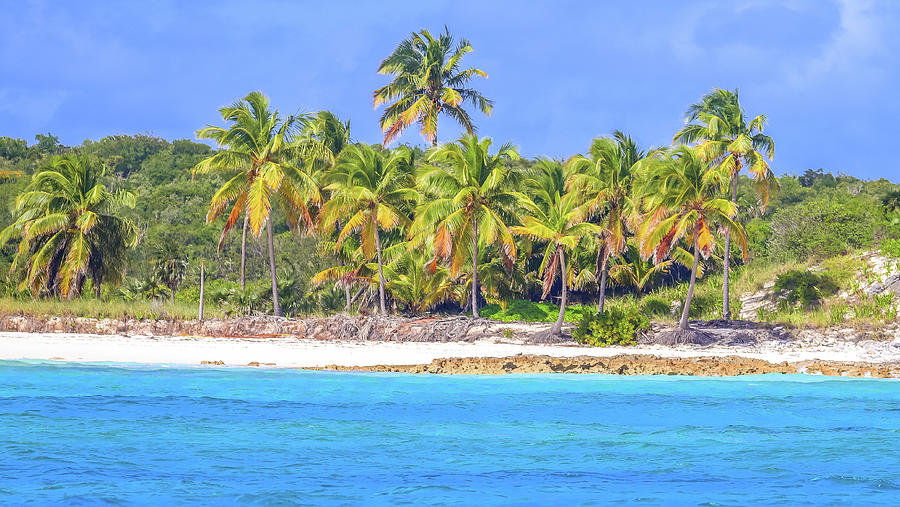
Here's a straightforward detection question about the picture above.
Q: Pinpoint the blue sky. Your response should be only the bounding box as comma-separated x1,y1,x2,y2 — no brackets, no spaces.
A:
1,0,898,180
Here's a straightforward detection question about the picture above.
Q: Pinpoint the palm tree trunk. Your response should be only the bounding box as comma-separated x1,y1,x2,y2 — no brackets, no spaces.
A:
266,218,282,317
597,248,609,313
551,248,567,336
374,224,387,315
240,213,248,290
680,240,701,330
198,261,205,321
344,281,352,312
170,286,175,304
471,219,479,318
722,174,738,320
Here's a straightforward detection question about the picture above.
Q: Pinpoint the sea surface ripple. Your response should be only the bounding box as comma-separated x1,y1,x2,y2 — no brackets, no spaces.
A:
1,360,899,505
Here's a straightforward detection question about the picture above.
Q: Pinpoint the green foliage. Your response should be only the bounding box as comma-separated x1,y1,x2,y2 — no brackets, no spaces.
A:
374,28,492,146
773,269,839,308
0,154,138,298
828,303,848,326
0,82,897,326
767,195,880,260
480,299,587,323
798,169,836,189
0,137,28,160
881,238,900,259
572,306,649,347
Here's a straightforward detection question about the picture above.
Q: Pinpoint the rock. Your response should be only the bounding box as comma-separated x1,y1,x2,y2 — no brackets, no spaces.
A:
640,320,791,346
866,273,900,297
670,300,681,316
201,360,224,365
739,290,777,320
312,354,900,378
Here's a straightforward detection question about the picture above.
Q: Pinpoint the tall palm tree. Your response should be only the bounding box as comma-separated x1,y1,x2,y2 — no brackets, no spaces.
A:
673,88,774,320
638,146,748,337
192,91,326,316
566,131,645,313
374,27,493,147
412,134,519,317
153,242,188,304
0,155,138,298
319,144,416,314
511,161,599,336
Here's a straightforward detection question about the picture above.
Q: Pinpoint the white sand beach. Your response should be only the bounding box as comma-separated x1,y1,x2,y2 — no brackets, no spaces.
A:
1,331,898,368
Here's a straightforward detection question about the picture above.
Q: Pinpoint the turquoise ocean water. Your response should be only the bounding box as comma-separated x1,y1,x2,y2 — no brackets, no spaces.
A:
1,360,899,505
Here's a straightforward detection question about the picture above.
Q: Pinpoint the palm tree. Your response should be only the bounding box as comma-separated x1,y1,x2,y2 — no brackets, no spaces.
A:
413,134,519,317
319,144,416,314
566,132,645,313
302,111,352,160
608,243,673,294
511,160,599,336
0,155,138,298
385,246,457,313
638,146,748,340
153,242,188,304
374,27,493,147
192,91,326,316
311,236,368,312
674,88,774,320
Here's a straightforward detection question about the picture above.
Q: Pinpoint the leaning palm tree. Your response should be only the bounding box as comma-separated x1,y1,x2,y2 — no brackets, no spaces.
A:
319,144,417,314
374,27,493,147
511,165,599,337
193,91,326,316
566,132,645,313
638,146,748,342
0,155,138,298
673,88,774,320
412,134,519,317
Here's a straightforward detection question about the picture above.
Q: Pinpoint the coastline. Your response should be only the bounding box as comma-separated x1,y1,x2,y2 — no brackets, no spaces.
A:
1,328,898,378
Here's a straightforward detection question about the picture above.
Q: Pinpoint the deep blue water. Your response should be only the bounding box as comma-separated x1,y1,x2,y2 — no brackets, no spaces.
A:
1,361,899,505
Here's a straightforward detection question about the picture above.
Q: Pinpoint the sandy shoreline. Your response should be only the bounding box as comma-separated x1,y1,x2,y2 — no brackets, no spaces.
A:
1,331,899,374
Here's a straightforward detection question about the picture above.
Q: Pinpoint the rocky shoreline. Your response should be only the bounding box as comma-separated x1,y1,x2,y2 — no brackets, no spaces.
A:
311,354,900,378
0,313,558,342
1,312,896,345
1,313,898,378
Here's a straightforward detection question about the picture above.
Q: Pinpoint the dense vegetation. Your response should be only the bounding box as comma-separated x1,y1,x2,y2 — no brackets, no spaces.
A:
0,28,897,338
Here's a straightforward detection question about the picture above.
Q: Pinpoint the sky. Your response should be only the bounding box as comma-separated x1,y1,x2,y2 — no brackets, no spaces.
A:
1,0,898,180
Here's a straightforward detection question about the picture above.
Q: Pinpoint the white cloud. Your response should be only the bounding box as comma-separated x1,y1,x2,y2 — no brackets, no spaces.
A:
786,0,888,87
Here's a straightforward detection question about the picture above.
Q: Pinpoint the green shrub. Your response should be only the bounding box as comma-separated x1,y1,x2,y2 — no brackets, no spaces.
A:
828,303,848,325
573,306,649,347
773,270,839,308
641,296,671,318
767,195,879,260
881,238,900,260
481,299,588,323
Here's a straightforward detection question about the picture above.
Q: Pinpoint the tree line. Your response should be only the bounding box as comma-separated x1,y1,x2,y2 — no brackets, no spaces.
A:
1,28,897,337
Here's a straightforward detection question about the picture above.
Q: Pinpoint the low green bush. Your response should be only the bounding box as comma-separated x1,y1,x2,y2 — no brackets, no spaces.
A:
773,270,839,308
481,299,588,323
572,306,649,347
767,195,879,260
641,296,671,318
881,238,900,260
